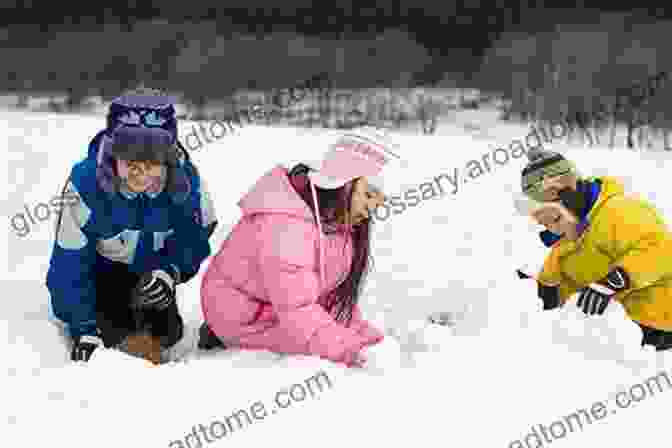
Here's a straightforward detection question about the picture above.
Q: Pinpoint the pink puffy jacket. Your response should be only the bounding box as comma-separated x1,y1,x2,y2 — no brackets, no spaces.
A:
201,166,384,366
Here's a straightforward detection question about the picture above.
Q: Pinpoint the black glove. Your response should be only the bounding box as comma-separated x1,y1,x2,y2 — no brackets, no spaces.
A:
516,268,562,310
130,269,176,312
538,283,562,310
577,267,630,315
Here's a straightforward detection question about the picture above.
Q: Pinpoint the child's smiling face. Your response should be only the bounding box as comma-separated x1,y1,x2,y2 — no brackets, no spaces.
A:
119,159,164,193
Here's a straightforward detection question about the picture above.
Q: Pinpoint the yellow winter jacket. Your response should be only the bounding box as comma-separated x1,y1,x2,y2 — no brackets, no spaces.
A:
537,176,672,331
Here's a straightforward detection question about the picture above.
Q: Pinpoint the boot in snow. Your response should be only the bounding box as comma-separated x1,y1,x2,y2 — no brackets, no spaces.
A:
198,322,225,350
71,334,103,362
640,324,672,351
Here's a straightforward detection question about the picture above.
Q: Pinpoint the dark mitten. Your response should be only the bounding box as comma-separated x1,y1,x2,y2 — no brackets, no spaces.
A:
538,283,562,310
516,268,562,310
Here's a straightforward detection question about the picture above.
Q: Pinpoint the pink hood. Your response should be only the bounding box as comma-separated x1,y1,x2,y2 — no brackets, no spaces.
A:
201,165,384,367
238,164,330,288
238,165,315,221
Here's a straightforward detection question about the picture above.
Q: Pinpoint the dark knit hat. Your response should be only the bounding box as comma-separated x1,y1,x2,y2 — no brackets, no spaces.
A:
521,147,577,202
88,85,185,163
106,86,179,143
92,86,194,202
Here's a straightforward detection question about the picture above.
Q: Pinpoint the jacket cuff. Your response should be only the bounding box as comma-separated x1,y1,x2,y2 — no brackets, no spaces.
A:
598,267,630,293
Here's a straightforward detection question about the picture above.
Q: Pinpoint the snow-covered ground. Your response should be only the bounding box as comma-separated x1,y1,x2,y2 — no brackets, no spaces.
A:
3,108,672,447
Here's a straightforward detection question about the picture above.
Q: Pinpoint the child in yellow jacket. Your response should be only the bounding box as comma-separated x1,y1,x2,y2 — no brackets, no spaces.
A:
516,148,672,351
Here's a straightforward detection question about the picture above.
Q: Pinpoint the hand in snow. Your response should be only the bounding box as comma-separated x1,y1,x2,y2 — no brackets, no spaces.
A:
341,347,368,368
356,322,385,344
350,351,368,368
130,270,176,311
577,267,630,316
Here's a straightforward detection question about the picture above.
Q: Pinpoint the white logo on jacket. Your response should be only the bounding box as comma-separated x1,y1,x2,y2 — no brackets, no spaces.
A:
153,229,174,251
97,230,141,264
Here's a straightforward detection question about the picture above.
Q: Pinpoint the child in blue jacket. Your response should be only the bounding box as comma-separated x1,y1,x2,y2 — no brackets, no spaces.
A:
46,88,217,364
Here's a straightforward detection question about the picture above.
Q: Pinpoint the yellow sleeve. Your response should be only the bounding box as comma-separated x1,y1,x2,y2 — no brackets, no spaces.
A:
596,197,672,291
536,244,578,304
537,244,563,286
558,283,580,304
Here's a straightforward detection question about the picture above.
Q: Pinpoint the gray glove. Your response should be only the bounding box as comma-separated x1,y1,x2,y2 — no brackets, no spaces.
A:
577,267,630,316
130,269,176,311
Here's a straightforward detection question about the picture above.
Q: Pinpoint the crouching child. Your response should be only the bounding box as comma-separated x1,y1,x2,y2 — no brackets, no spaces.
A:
516,148,672,351
46,89,217,364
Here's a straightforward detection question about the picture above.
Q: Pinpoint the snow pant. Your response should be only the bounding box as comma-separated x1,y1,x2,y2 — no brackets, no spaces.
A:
638,322,672,351
95,262,184,350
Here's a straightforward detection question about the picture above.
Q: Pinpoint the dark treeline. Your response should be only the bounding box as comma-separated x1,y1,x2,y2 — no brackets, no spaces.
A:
0,4,670,146
478,9,672,148
0,20,469,112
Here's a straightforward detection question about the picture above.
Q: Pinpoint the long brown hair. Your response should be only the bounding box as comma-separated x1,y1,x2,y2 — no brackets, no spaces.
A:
288,163,374,324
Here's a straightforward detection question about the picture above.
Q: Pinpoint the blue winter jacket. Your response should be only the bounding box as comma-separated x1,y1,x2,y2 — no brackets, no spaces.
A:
46,139,217,339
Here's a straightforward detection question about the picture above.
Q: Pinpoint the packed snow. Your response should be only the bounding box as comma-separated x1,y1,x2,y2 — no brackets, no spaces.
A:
3,107,672,447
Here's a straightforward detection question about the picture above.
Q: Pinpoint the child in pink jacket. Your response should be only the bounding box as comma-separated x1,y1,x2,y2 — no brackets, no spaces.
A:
199,127,399,367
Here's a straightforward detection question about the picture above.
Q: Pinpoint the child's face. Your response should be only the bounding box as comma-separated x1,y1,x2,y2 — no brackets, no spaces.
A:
346,177,385,226
531,201,579,239
118,160,164,193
